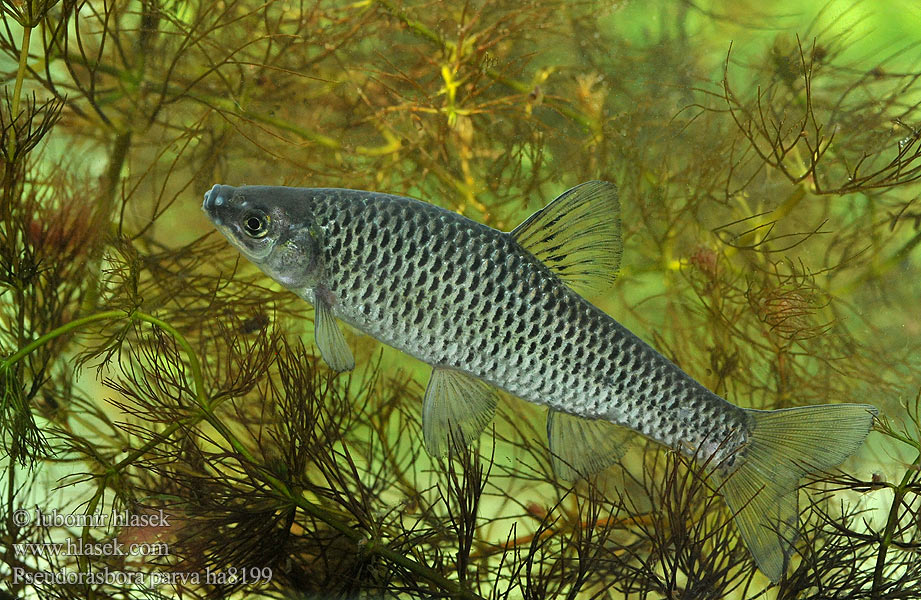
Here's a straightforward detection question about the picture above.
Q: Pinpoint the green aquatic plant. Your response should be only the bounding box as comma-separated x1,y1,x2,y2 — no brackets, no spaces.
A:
1,0,920,598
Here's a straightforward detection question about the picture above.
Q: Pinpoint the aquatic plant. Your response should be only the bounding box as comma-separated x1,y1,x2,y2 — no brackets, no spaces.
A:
1,1,919,598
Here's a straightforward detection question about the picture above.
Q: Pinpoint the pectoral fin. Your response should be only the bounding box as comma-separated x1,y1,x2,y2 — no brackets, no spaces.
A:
510,181,622,295
547,408,633,480
422,367,498,456
313,297,355,372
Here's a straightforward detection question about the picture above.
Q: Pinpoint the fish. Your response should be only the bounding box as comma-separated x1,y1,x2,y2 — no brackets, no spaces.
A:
202,180,877,582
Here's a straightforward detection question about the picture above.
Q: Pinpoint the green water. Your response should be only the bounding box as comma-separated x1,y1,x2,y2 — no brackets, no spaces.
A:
1,0,919,598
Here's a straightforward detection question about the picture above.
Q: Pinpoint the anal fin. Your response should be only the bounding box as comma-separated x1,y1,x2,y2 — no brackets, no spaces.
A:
547,408,633,480
422,367,498,456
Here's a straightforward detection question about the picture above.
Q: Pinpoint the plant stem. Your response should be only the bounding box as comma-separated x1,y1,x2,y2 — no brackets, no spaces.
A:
871,449,921,599
373,0,593,131
11,25,33,119
1,309,205,410
1,310,126,369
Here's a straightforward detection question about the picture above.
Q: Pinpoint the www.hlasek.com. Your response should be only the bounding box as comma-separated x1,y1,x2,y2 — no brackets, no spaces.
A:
14,538,169,557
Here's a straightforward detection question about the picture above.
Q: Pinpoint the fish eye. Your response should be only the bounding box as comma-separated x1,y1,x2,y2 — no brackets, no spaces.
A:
242,210,269,238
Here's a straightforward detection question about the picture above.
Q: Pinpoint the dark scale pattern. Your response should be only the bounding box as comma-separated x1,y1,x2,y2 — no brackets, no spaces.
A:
310,189,749,455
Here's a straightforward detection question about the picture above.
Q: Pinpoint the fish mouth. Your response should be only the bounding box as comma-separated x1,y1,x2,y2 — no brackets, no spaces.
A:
202,184,226,225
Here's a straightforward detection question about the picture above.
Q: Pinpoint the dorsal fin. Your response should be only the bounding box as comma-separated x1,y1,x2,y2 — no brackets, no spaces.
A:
510,181,622,295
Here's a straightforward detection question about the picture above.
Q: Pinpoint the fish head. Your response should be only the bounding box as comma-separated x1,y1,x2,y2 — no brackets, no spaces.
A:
202,184,322,290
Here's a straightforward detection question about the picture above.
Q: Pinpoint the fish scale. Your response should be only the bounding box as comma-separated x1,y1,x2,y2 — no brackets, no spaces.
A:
203,180,877,582
308,189,745,453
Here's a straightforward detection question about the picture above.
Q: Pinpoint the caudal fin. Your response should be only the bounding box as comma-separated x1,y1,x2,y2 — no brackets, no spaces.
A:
714,403,877,582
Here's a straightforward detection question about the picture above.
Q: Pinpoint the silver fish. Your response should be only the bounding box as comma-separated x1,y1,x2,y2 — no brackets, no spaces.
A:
202,180,876,582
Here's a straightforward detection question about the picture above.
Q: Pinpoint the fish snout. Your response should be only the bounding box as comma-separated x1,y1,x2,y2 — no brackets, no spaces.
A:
202,184,230,225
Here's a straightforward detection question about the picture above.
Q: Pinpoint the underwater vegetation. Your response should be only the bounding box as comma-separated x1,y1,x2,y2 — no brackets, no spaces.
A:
1,0,920,598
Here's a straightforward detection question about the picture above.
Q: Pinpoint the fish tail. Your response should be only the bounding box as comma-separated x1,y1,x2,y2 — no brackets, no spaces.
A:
714,403,877,582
